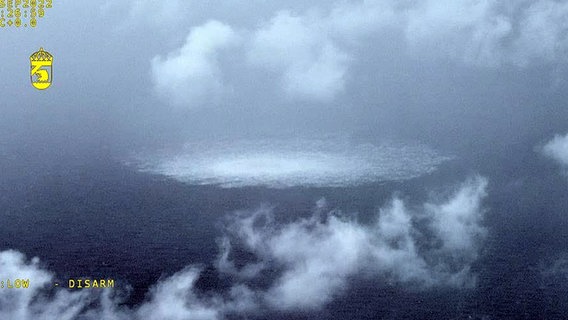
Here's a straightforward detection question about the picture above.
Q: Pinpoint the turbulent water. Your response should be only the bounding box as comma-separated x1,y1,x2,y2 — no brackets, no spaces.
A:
1,138,568,319
132,138,450,188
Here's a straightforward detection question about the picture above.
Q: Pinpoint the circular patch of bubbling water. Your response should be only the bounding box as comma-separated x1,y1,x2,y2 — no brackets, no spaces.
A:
132,139,451,188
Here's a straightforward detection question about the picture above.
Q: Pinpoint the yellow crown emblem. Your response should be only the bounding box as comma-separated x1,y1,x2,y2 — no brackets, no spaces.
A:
30,47,53,90
30,48,53,62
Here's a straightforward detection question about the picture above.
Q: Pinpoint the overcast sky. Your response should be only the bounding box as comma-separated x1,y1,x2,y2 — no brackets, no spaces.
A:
1,0,568,154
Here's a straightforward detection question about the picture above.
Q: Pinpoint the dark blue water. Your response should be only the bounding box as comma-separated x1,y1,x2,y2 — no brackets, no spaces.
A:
0,139,567,319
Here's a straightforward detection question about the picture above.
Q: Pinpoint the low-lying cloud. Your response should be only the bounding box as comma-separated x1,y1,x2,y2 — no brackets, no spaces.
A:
220,176,488,310
543,132,568,168
146,0,568,109
0,176,488,319
247,10,350,101
151,20,240,108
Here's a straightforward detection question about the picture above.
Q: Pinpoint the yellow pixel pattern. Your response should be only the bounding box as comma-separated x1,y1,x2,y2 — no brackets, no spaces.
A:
30,47,53,90
0,0,53,28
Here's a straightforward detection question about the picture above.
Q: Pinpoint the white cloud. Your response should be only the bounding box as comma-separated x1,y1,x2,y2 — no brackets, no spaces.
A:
427,176,488,254
220,176,489,310
405,0,512,66
265,210,370,309
136,268,223,320
151,20,240,109
0,251,229,320
402,0,568,67
0,250,94,320
512,0,568,66
543,133,568,168
370,198,433,284
0,176,488,318
140,0,568,108
247,11,349,101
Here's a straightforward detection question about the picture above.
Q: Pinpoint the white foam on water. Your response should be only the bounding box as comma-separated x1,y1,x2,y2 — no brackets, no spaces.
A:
131,139,451,188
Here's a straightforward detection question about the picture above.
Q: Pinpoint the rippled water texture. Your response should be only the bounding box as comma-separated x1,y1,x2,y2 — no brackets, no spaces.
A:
133,139,451,188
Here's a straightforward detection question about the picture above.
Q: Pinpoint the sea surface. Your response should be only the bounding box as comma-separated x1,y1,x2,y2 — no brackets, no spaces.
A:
0,137,567,319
